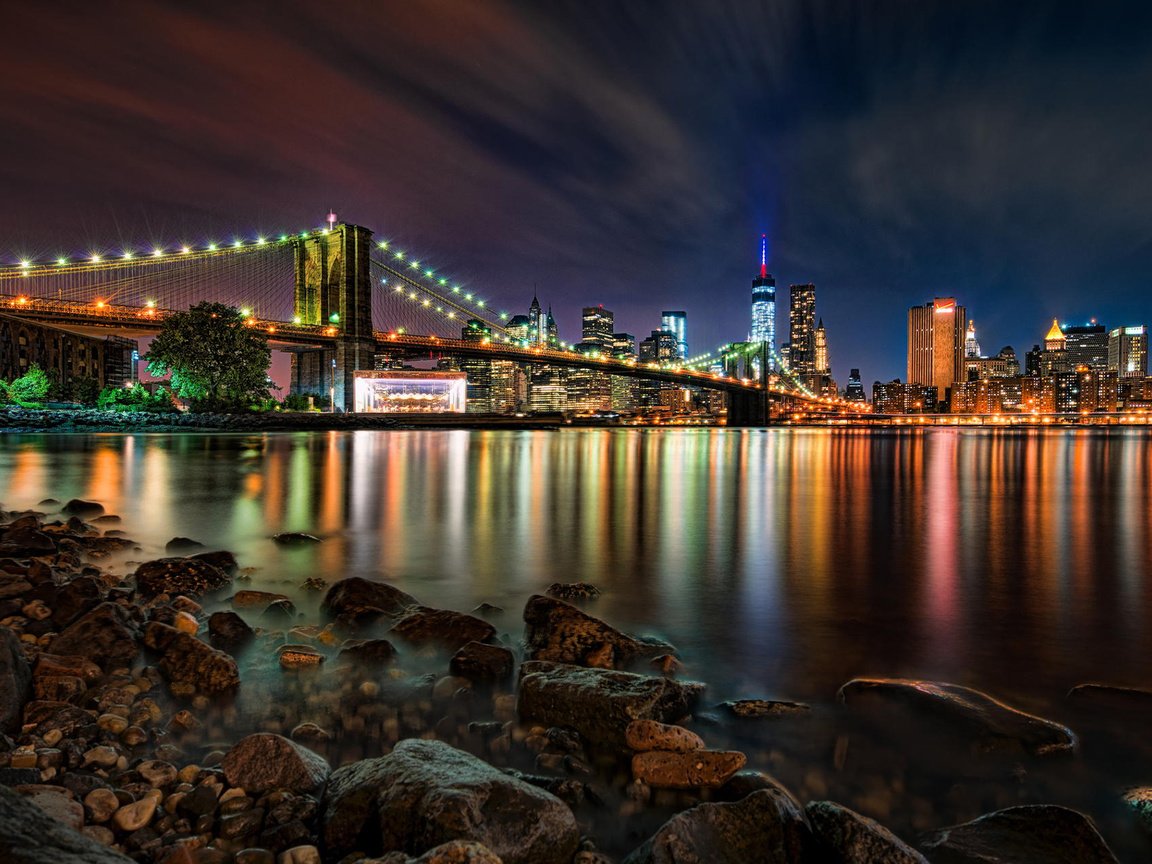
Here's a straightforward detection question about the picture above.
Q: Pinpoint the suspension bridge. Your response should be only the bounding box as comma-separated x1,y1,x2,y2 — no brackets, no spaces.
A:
0,218,857,424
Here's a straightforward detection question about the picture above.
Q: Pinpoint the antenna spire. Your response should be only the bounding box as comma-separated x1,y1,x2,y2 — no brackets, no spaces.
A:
759,234,767,279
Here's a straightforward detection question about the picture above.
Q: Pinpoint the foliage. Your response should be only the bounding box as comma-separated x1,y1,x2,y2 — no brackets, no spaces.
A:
282,392,321,412
61,375,101,406
146,301,272,412
97,383,177,413
1,365,52,408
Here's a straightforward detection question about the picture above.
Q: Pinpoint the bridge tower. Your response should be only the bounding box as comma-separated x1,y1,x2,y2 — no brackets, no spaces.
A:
726,342,771,426
289,222,376,411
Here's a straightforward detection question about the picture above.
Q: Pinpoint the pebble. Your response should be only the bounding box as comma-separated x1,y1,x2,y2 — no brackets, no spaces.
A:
84,787,121,823
625,719,706,753
98,713,130,734
84,745,120,768
174,611,200,635
278,645,325,669
82,825,117,845
138,759,179,787
278,846,321,864
631,749,747,788
113,794,159,832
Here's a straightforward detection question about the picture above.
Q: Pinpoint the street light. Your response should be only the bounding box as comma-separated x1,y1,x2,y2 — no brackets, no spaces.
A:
330,357,336,413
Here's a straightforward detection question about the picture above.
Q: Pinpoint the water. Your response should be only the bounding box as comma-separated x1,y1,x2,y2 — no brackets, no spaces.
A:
2,428,1151,856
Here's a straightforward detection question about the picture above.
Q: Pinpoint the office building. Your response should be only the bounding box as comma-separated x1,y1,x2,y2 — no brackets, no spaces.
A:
788,284,816,373
845,369,866,403
907,297,967,404
751,235,776,370
582,306,614,347
965,321,982,358
1109,326,1148,378
1064,323,1108,372
814,318,829,374
660,311,687,359
610,333,638,411
964,346,1019,381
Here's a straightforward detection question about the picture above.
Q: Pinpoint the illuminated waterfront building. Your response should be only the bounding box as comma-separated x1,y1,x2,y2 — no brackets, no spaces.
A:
1109,325,1148,377
582,306,614,347
965,321,982,358
814,318,829,375
1064,323,1109,371
788,284,816,373
872,380,938,414
751,235,776,370
660,310,687,359
845,368,866,402
907,297,967,406
528,294,545,346
353,371,466,413
610,333,638,411
506,315,530,344
963,346,1019,381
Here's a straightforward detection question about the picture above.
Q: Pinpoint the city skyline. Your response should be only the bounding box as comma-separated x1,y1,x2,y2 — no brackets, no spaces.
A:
3,3,1152,386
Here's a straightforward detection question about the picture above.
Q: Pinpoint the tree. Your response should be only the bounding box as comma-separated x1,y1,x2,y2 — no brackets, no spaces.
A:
97,383,177,412
1,365,51,408
146,302,272,411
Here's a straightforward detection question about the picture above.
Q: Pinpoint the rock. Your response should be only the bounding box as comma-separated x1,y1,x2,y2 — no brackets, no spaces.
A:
51,575,104,626
18,784,84,830
720,699,811,719
113,795,158,832
1122,787,1152,833
232,590,291,609
135,557,231,599
522,595,673,670
322,739,579,864
272,532,322,545
386,841,505,863
625,719,705,753
837,678,1077,757
0,626,31,731
518,660,704,748
208,611,254,652
278,847,320,864
279,645,325,669
50,602,139,670
0,525,57,558
34,653,103,681
166,537,205,552
0,784,136,863
84,787,121,823
320,576,418,622
390,606,496,651
137,759,178,787
632,750,746,788
337,639,398,666
222,733,330,795
191,549,239,576
143,622,240,694
62,499,105,518
806,800,927,863
919,804,1119,863
1067,684,1152,714
546,582,601,600
449,642,514,683
622,787,811,863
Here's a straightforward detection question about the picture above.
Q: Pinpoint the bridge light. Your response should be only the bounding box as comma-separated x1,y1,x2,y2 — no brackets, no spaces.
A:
452,285,460,293
241,308,251,317
181,246,191,254
152,248,163,257
421,299,430,307
499,312,508,320
123,251,134,260
476,300,485,307
394,252,404,260
146,300,156,308
394,285,403,292
293,315,301,324
447,312,456,319
95,299,106,308
329,313,340,323
377,241,387,249
91,254,102,262
300,231,308,238
438,278,447,286
17,296,28,305
424,269,433,278
463,293,472,301
257,237,266,245
56,257,67,266
280,234,289,242
19,259,30,269
232,240,242,248
207,243,217,251
409,262,418,270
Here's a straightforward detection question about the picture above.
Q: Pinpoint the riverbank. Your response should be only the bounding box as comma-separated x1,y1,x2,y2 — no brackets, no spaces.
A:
0,502,1150,862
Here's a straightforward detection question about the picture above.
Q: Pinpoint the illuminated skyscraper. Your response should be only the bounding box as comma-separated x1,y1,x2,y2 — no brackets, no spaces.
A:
1064,323,1108,371
528,293,545,345
660,311,687,359
814,318,829,375
1109,325,1148,377
965,321,982,358
788,284,816,372
751,235,776,370
582,306,614,347
907,298,967,401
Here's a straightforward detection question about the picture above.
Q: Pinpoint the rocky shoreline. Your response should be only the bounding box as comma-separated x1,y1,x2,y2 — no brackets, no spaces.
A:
0,501,1150,862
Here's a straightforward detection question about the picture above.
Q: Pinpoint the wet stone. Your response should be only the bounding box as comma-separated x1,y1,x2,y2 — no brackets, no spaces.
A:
134,557,231,599
449,641,514,683
918,805,1120,863
208,610,254,652
390,606,497,652
232,590,290,609
113,795,159,832
720,698,811,719
222,733,330,795
626,719,706,753
85,787,121,823
806,800,927,863
523,594,673,670
278,645,325,669
631,749,747,788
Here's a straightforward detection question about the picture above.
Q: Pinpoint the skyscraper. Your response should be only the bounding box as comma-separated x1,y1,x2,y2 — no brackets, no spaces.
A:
788,284,816,373
528,293,545,346
845,369,866,402
1109,326,1148,377
751,235,776,370
814,318,829,375
582,306,614,347
965,321,982,358
907,298,967,401
660,311,688,359
1064,323,1108,371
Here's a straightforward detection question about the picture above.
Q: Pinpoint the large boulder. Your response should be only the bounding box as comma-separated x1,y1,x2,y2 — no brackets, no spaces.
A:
621,787,811,863
806,801,927,863
837,678,1077,757
0,525,57,558
918,805,1119,863
208,610,254,652
368,841,504,863
142,622,240,693
390,607,495,652
321,577,418,622
0,783,136,863
50,602,139,670
523,594,673,669
134,557,231,598
517,660,704,748
1067,683,1152,714
222,733,330,794
322,739,579,864
50,575,104,627
0,627,31,731
61,499,104,518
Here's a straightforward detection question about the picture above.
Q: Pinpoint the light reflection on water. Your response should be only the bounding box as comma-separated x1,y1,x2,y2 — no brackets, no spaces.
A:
1,427,1151,701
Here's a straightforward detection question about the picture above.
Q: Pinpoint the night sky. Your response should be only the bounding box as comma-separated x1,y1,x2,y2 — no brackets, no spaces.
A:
4,1,1152,385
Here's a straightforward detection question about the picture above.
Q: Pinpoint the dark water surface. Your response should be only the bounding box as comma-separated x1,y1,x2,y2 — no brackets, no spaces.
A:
2,428,1151,856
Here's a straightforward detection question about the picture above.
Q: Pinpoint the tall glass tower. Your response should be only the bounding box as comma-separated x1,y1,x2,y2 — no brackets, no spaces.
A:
660,310,687,359
751,235,776,370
